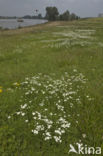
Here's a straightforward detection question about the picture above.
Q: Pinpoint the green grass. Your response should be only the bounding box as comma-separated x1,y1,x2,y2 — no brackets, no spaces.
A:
0,18,103,156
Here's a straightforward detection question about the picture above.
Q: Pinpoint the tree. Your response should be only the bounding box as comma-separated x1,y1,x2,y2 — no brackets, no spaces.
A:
70,13,76,20
38,14,42,19
45,7,59,21
60,10,70,21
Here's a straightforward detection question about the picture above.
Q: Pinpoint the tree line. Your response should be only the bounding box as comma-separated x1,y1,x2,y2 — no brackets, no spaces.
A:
23,14,43,19
45,7,80,21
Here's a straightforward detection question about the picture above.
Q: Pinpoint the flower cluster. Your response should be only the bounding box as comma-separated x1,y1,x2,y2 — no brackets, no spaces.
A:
8,70,93,143
0,86,3,93
41,29,102,48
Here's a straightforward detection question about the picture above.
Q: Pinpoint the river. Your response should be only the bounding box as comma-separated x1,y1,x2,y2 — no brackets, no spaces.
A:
0,19,47,29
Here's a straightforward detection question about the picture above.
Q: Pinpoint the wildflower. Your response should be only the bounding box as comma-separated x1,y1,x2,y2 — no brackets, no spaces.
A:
36,125,44,131
33,116,37,120
82,134,86,138
61,123,71,128
7,88,13,92
44,136,51,141
13,82,20,86
47,125,52,129
32,130,38,134
9,71,91,143
8,116,11,119
39,102,44,106
50,112,53,116
25,120,28,123
21,104,27,109
31,87,35,91
21,112,25,116
25,92,29,95
54,136,62,143
16,112,21,115
44,108,48,111
44,132,52,140
55,130,62,135
73,69,77,72
0,89,2,93
32,112,36,115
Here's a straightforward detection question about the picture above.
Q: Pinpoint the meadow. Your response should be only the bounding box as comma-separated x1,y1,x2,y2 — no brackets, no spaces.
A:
0,18,103,156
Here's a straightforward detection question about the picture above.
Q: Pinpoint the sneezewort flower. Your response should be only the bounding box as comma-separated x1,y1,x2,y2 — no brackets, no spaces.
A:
13,82,20,86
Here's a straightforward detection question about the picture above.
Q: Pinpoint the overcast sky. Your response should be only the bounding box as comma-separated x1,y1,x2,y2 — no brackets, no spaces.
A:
0,0,103,17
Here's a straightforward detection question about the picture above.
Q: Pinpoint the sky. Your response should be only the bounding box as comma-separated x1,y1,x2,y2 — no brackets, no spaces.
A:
0,0,103,17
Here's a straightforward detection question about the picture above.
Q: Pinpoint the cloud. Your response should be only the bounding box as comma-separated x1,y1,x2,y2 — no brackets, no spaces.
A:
0,0,102,17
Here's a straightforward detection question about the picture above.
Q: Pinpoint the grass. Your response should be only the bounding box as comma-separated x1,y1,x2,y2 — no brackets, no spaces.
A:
0,18,103,155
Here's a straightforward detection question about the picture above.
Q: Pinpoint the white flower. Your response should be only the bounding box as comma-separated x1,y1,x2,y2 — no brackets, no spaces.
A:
53,136,62,143
73,69,77,72
36,125,44,131
25,120,28,123
10,71,90,143
31,87,35,91
76,121,78,124
82,134,86,138
21,112,25,116
47,125,52,129
46,132,51,137
61,123,71,128
50,112,53,116
39,102,44,106
21,104,27,109
32,130,38,134
44,136,51,140
41,91,45,94
8,116,11,119
25,92,29,95
55,130,62,135
44,109,48,111
32,112,36,115
16,112,21,115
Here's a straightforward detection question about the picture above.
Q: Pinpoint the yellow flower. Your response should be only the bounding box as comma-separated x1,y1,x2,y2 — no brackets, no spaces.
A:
0,89,2,93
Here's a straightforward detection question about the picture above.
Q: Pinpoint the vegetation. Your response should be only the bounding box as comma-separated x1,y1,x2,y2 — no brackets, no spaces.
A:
45,7,79,21
0,15,44,20
45,7,59,21
0,16,17,19
0,18,103,155
59,10,70,21
23,14,43,19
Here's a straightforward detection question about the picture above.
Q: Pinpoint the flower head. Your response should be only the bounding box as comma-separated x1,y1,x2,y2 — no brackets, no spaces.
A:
0,89,2,93
13,82,20,86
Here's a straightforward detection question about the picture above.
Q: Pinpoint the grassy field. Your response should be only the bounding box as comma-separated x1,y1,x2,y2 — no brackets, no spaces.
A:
0,18,103,156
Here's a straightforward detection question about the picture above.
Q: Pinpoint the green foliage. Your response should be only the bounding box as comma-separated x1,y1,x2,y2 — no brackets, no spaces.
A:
45,7,59,21
45,7,79,21
59,10,70,21
70,13,77,21
59,11,79,21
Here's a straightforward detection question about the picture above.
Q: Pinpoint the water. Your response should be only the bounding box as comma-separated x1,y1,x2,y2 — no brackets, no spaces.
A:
0,19,47,29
